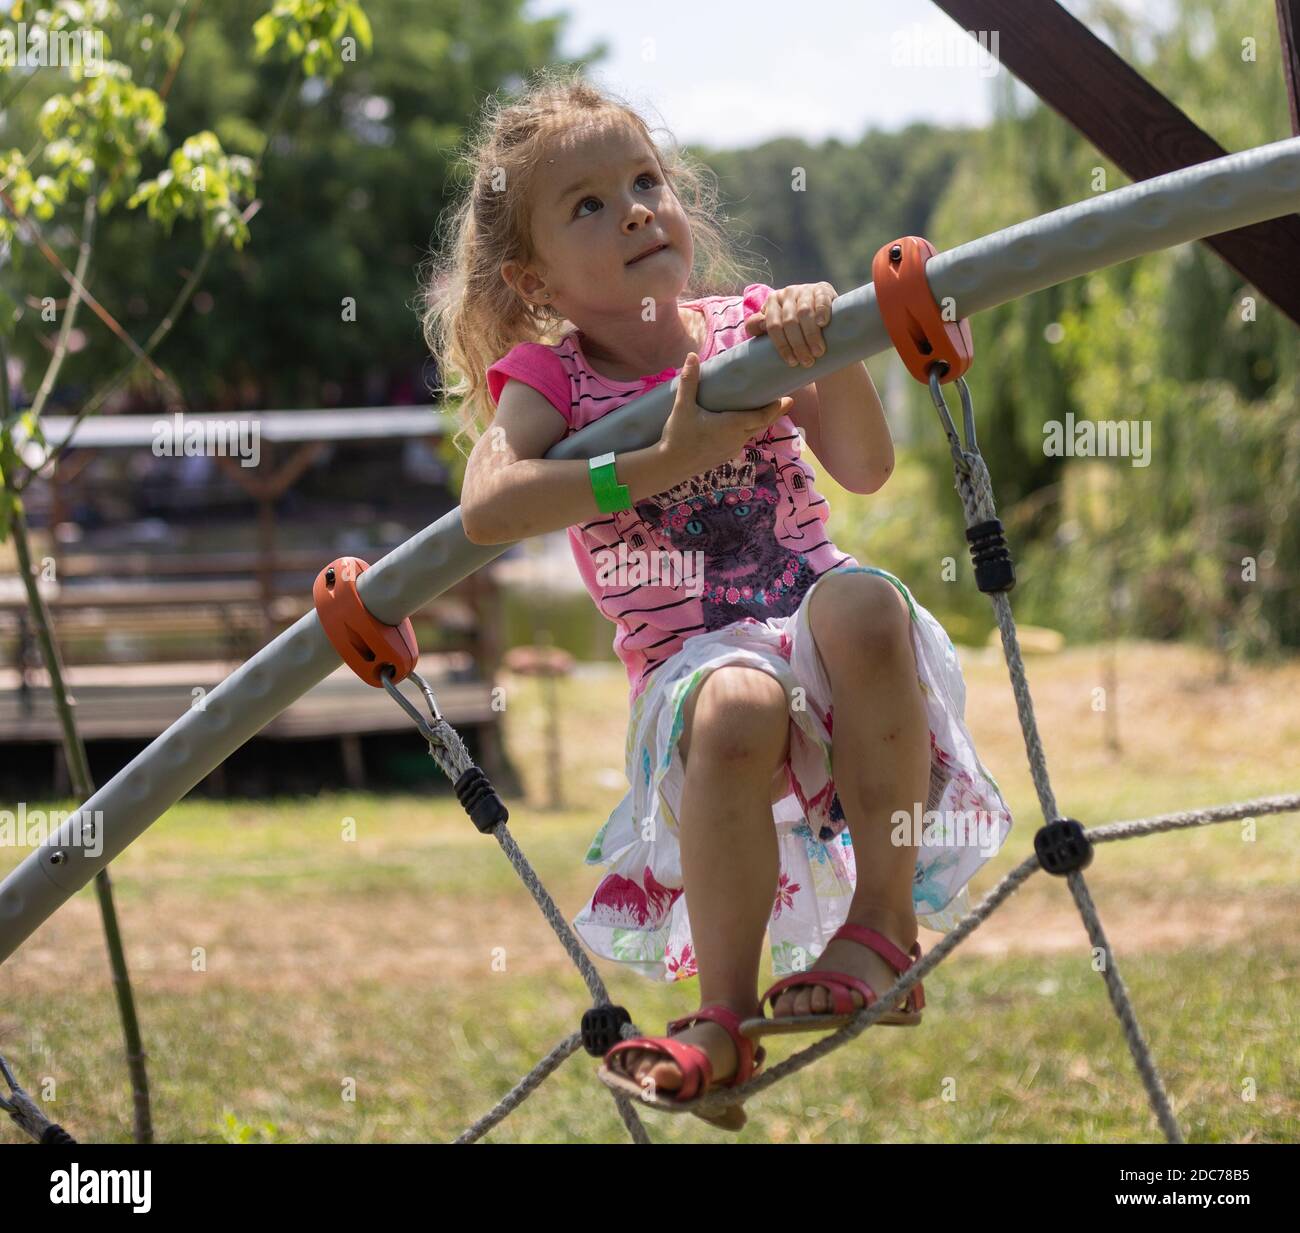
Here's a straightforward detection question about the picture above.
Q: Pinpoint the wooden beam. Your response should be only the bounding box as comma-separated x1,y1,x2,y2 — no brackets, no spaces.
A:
931,0,1300,326
1280,0,1300,137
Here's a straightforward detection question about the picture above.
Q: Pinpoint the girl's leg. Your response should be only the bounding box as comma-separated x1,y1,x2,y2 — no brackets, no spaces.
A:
608,665,790,1093
771,572,929,1019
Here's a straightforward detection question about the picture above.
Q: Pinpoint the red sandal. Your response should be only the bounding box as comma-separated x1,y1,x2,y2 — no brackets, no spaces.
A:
597,1003,768,1130
740,922,926,1041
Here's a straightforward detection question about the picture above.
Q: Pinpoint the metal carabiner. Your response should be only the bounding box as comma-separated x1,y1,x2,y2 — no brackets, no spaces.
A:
927,363,978,475
381,665,445,748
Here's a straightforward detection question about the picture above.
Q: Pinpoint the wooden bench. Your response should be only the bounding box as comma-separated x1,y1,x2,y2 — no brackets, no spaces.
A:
0,581,481,664
0,556,511,792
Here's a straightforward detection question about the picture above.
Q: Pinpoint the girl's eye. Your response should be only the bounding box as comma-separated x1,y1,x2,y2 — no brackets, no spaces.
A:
573,172,659,218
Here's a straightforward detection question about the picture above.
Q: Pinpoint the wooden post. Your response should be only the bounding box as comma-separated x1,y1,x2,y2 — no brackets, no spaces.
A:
538,628,563,811
340,733,366,789
52,744,70,796
216,440,327,643
256,492,276,644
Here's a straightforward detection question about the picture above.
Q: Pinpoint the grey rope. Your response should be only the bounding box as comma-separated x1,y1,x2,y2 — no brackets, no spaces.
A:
454,1032,650,1146
930,373,1060,823
1064,871,1182,1141
454,1032,653,1145
384,674,626,1006
454,1034,586,1144
383,670,652,1144
1087,794,1300,843
927,369,1177,1138
1067,786,1300,1140
1,1053,75,1143
639,791,1300,1120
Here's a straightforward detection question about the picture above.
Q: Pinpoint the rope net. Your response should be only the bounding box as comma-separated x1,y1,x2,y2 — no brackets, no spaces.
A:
433,371,1300,1144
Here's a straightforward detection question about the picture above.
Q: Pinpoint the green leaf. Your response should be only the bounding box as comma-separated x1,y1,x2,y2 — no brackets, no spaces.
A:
347,4,373,51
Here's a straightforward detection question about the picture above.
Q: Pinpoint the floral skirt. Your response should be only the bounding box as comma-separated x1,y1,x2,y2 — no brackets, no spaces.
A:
571,565,1013,983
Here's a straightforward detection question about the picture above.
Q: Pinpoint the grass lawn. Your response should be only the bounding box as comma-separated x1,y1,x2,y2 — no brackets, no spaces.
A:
2,639,1298,1143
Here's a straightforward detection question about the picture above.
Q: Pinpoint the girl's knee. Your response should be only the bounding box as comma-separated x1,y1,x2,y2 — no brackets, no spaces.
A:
678,664,790,770
809,572,912,665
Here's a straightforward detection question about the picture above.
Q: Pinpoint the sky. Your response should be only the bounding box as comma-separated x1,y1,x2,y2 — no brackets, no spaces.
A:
525,0,1180,148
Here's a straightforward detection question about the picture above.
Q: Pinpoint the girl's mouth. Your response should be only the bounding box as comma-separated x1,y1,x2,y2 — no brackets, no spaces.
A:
627,244,668,266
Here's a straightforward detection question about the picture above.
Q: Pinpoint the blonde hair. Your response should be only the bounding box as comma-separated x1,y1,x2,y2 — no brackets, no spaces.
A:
415,65,766,459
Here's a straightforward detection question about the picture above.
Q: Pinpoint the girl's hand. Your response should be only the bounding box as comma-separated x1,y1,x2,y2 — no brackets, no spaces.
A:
743,282,838,368
658,352,792,477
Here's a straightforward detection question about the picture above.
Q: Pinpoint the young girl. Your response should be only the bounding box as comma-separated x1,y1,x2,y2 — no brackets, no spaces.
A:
421,68,1012,1128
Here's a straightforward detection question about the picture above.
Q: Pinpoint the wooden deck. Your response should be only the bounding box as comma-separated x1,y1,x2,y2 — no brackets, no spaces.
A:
0,651,517,796
1,407,513,792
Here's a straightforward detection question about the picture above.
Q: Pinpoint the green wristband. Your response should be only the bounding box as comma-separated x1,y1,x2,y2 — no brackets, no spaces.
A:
589,451,631,513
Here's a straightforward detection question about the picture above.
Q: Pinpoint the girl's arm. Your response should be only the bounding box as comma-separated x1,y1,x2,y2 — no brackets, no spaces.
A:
460,378,685,545
787,360,894,495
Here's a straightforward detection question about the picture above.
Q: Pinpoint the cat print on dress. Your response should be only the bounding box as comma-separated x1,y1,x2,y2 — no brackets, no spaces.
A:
633,445,815,632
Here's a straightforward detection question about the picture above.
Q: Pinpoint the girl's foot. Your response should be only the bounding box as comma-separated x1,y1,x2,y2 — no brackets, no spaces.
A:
771,911,918,1020
605,1005,758,1096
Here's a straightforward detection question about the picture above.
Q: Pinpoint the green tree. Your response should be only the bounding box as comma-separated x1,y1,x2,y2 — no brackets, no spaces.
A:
0,0,373,1144
917,0,1298,656
1,0,596,1142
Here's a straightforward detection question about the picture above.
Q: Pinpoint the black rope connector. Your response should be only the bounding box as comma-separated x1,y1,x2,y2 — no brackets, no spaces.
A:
40,1122,76,1145
1034,818,1093,875
966,518,1016,594
581,1005,632,1057
454,766,508,834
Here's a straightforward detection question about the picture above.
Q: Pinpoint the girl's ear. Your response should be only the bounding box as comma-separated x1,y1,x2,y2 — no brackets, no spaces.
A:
501,259,534,292
504,261,552,309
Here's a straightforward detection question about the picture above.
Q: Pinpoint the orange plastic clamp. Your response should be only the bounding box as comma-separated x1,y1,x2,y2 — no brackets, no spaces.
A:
312,556,418,687
871,236,973,385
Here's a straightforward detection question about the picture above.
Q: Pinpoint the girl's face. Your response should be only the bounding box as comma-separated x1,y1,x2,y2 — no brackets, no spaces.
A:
509,120,694,317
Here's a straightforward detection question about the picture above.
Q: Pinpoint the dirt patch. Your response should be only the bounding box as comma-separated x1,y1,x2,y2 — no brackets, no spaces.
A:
945,890,1281,957
4,879,1294,997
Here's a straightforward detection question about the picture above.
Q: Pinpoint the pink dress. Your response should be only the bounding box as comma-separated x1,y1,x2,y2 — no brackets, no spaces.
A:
487,284,1013,983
